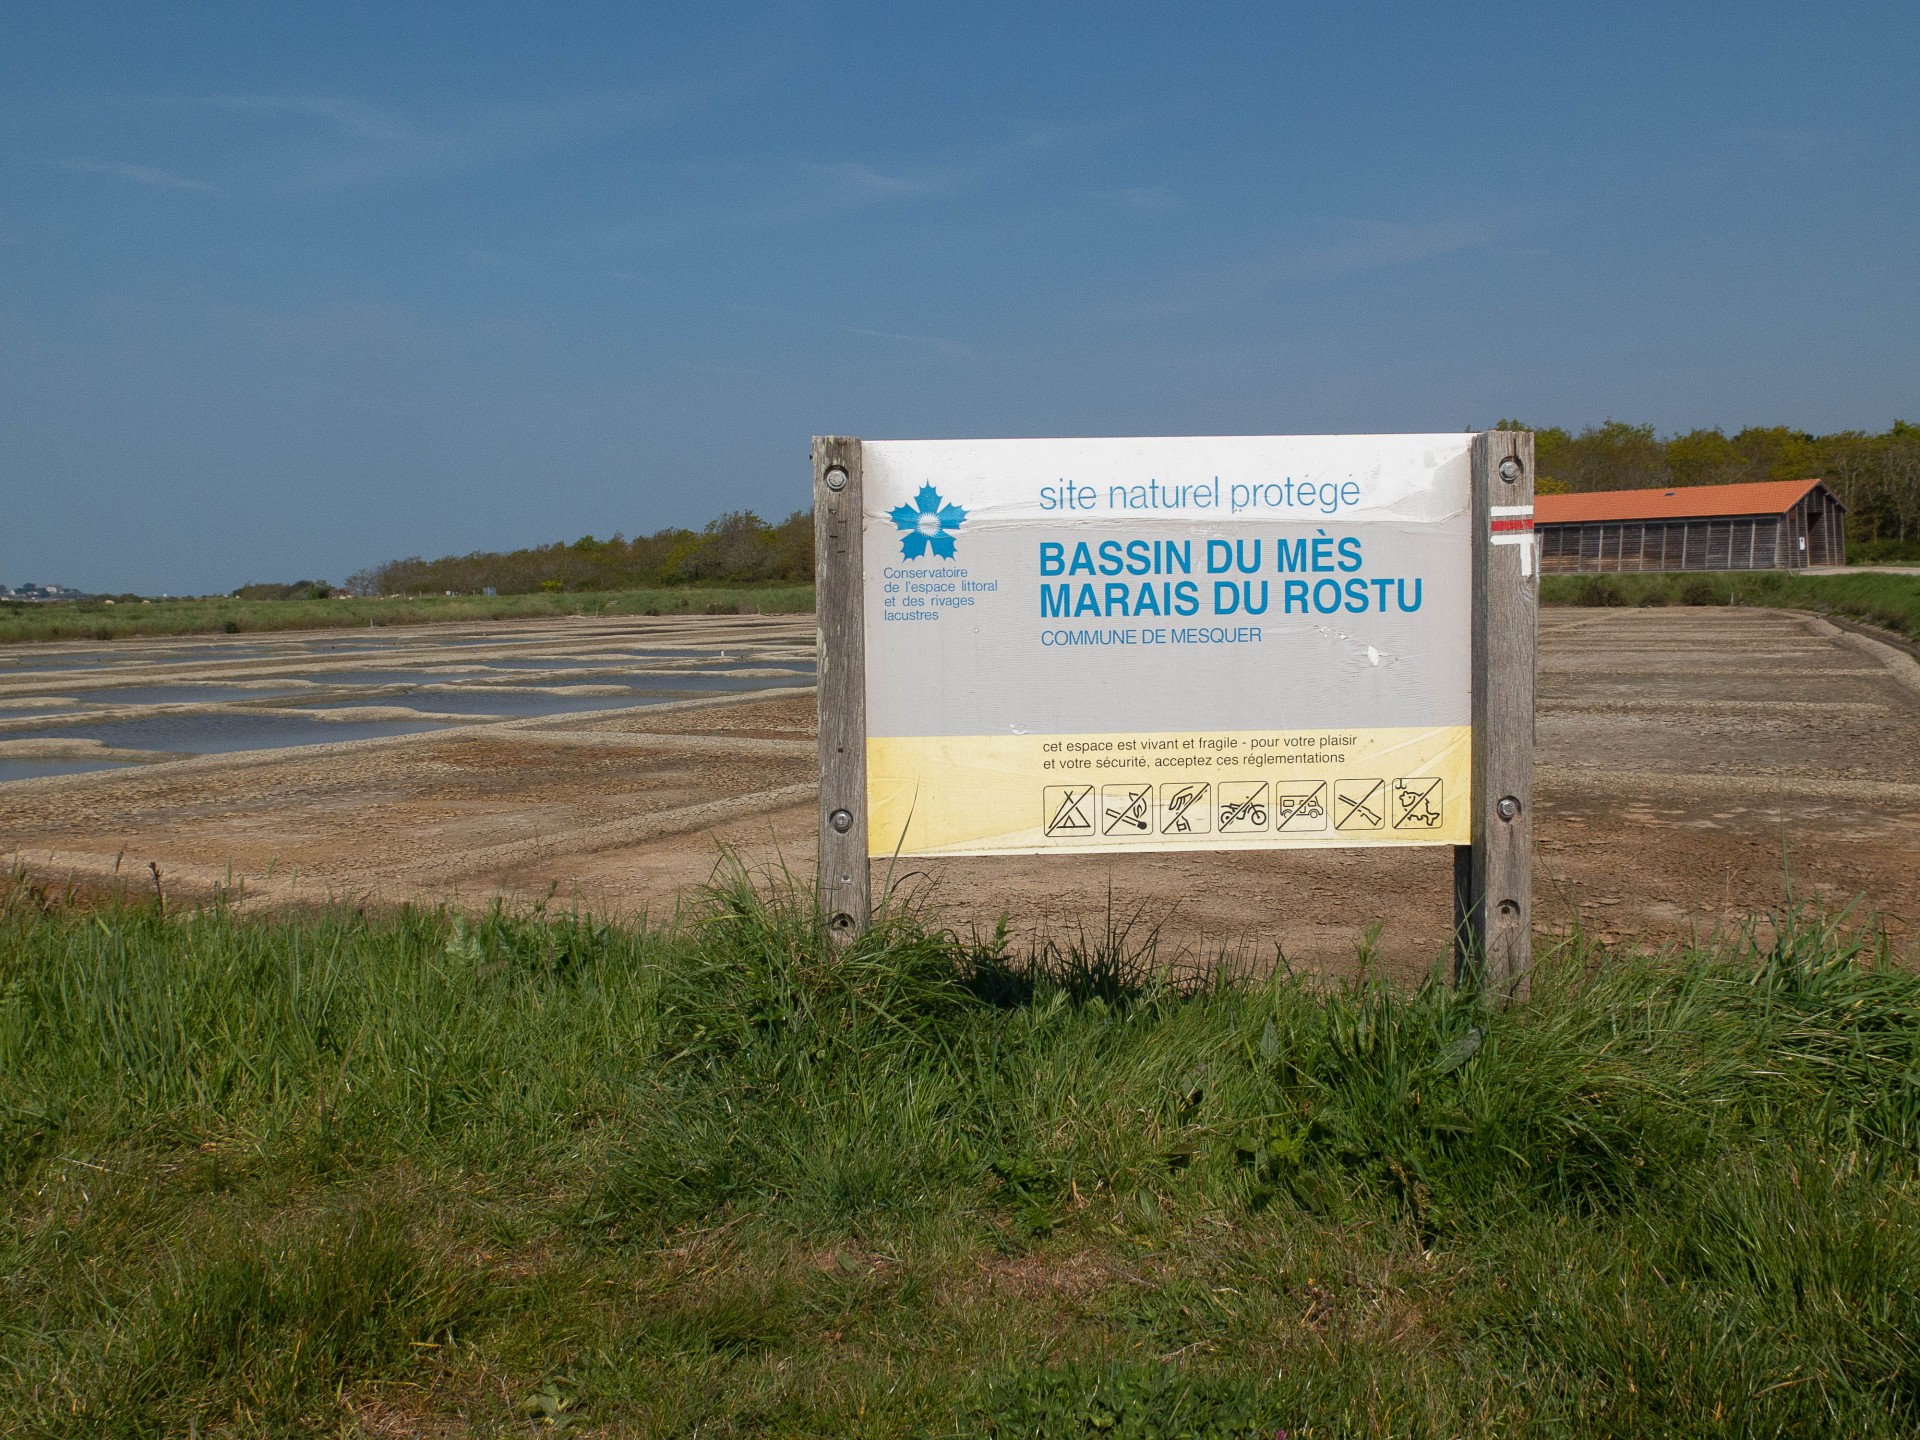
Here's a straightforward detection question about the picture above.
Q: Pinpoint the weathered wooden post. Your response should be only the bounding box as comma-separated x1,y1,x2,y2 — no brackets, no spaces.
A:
1454,429,1537,999
813,436,871,942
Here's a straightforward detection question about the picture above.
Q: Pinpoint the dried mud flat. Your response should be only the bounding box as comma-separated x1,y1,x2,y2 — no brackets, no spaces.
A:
5,608,1918,978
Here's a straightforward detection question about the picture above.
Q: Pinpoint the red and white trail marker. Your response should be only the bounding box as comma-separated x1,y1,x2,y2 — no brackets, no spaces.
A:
1490,504,1535,576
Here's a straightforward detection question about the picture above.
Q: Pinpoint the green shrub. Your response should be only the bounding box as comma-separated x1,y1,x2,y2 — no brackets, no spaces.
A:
1851,538,1920,565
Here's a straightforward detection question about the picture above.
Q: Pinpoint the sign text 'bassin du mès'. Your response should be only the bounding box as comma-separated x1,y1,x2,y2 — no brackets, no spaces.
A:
860,435,1474,857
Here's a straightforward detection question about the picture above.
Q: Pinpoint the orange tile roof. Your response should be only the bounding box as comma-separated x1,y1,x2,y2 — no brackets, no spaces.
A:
1536,478,1831,525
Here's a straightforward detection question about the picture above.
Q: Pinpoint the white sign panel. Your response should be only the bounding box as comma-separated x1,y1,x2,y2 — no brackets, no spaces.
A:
860,435,1473,856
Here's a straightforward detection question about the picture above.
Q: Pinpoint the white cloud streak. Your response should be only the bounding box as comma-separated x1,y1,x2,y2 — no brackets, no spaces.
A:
841,324,973,360
53,157,217,192
815,161,951,197
153,83,732,191
1136,220,1491,319
796,117,1137,218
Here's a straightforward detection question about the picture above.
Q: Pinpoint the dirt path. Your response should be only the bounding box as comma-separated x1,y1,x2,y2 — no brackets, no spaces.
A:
5,608,1916,978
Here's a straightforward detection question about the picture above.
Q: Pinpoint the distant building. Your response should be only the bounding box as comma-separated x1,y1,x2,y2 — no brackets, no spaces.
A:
1,581,92,601
1536,478,1846,573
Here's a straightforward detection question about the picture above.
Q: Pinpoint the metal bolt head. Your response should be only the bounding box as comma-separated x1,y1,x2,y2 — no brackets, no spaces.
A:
829,807,854,834
825,465,848,492
1498,457,1524,485
1496,795,1521,822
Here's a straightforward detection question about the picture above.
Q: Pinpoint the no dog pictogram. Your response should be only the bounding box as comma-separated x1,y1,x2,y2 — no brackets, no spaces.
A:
1392,777,1444,830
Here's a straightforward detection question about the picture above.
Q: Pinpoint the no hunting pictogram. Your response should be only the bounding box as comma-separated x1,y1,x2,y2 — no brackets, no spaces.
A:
1334,778,1385,831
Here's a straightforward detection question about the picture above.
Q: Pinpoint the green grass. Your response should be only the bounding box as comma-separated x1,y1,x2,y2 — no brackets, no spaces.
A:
1541,568,1920,642
3,868,1919,1437
0,585,816,646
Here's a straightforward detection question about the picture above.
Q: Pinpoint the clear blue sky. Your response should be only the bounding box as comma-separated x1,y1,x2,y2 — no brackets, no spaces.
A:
4,3,1916,594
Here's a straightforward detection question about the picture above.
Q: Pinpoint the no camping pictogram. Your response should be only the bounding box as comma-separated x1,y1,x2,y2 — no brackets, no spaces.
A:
1334,778,1385,831
1217,781,1269,833
1160,782,1210,834
1273,781,1327,831
1041,785,1094,837
1102,784,1153,836
1392,777,1444,830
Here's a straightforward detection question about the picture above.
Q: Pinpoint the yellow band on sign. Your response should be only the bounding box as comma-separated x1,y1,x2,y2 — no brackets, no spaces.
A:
867,726,1469,857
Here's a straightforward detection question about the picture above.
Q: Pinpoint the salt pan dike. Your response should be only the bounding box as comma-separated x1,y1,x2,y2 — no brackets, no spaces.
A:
0,615,815,782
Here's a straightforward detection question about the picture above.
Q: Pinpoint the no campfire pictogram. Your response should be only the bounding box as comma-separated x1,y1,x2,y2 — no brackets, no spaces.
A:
1101,784,1153,836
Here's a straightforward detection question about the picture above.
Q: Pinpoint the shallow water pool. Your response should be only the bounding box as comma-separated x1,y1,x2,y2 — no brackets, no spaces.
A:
3,711,451,757
0,757,144,782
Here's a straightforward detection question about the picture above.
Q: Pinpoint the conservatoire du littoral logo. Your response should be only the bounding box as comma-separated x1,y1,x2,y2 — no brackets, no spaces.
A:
890,484,968,560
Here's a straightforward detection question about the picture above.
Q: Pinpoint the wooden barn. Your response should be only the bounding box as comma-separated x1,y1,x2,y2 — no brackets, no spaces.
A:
1535,478,1846,574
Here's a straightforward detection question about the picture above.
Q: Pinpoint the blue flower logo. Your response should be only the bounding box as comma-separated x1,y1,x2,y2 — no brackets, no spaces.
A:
890,483,968,560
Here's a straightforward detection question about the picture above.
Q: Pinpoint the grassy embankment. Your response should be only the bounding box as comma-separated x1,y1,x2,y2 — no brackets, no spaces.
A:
1540,568,1920,643
0,586,816,646
4,868,1918,1436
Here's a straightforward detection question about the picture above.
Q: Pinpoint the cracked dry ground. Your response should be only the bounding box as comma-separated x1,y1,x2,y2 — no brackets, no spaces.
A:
5,607,1917,978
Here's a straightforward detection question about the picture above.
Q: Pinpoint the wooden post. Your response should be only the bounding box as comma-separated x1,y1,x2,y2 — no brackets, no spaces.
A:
1454,430,1536,1000
813,436,871,942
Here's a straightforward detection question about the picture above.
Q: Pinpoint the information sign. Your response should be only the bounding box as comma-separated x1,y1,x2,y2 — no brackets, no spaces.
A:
813,431,1537,995
860,435,1471,857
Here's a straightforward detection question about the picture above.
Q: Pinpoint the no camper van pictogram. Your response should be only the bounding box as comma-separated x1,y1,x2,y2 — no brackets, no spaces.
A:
1273,781,1327,831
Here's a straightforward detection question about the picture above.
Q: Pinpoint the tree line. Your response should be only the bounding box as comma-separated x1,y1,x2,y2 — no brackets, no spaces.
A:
330,421,1918,598
347,509,814,596
1507,419,1919,556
